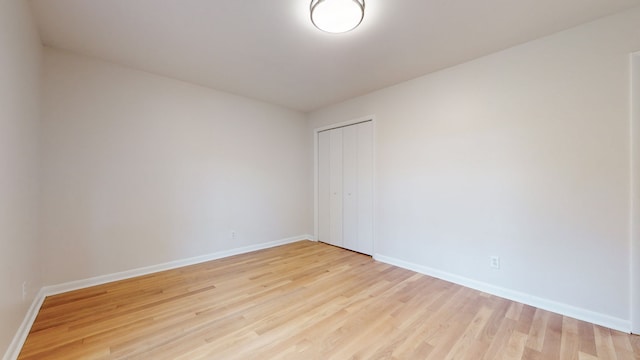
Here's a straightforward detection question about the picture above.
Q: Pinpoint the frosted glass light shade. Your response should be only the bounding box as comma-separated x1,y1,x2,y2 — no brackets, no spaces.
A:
310,0,365,34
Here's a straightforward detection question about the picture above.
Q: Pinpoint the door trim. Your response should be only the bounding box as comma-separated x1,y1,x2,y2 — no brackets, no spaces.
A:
314,115,376,255
631,52,640,334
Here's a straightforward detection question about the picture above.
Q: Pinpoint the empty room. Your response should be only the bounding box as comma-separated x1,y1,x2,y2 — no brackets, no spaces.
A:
2,0,640,358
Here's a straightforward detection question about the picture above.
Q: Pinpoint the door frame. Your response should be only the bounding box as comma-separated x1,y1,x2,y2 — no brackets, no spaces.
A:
314,115,377,254
632,52,640,335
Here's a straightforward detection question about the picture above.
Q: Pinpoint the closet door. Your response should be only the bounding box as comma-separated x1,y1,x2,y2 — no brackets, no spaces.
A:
318,130,331,245
328,128,344,247
342,125,358,251
356,121,373,254
317,121,373,254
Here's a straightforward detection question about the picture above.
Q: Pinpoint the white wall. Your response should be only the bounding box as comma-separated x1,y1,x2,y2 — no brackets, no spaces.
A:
40,48,311,285
309,7,640,328
0,0,43,354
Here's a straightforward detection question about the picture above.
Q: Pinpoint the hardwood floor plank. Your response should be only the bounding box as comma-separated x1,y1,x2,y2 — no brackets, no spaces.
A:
631,335,640,360
540,312,563,358
482,315,517,359
498,330,528,360
578,321,598,357
526,308,551,352
362,280,453,358
559,317,579,360
506,301,524,321
443,305,493,360
578,351,601,360
611,328,635,359
521,346,544,360
594,325,619,360
516,304,536,335
18,241,640,359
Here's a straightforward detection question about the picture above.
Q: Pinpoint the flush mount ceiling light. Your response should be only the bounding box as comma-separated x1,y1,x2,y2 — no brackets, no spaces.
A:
310,0,365,34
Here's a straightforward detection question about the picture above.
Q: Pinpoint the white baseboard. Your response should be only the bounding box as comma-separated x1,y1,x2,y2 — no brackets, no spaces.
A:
2,288,46,360
43,234,313,296
3,234,312,360
373,253,631,334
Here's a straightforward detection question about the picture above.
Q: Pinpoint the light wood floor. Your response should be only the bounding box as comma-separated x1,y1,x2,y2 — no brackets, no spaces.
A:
19,241,640,359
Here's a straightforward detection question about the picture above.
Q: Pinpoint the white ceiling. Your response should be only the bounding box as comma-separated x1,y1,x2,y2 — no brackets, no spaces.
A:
29,0,640,112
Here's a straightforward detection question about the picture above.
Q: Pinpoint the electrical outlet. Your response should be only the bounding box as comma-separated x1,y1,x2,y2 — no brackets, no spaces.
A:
230,231,237,240
22,281,27,301
490,256,500,269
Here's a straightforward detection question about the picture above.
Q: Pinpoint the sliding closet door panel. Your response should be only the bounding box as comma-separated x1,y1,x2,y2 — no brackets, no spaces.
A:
329,129,343,247
357,121,374,254
318,130,331,244
317,120,373,254
342,124,358,252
